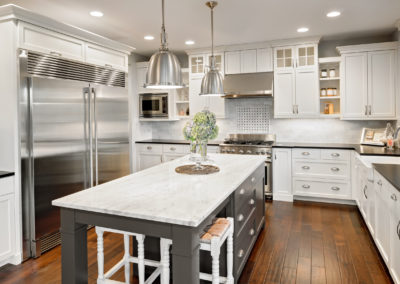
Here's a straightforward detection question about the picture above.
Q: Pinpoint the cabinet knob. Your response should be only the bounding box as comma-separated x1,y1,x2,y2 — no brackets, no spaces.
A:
147,146,152,150
238,249,244,258
251,177,256,183
302,184,310,189
391,194,397,201
238,214,244,222
331,186,340,191
302,165,310,170
170,147,176,151
397,220,400,240
249,199,255,205
331,167,340,172
377,180,383,186
239,188,245,195
302,152,310,156
331,153,340,157
249,228,255,236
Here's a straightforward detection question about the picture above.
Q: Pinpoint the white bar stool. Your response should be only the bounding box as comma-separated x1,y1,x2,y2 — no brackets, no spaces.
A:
199,217,234,284
95,226,172,284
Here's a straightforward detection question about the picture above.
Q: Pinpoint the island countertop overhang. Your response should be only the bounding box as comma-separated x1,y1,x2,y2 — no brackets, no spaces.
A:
52,154,265,227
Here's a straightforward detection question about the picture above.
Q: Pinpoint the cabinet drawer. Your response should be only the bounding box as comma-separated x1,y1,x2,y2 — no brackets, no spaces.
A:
137,144,163,154
162,144,187,154
293,179,351,199
292,148,320,160
19,22,85,61
321,149,350,161
0,177,14,196
85,43,128,72
293,160,350,180
235,212,256,274
235,190,256,237
234,166,264,210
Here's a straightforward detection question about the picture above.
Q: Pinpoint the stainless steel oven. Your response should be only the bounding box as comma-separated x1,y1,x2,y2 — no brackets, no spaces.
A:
139,93,168,118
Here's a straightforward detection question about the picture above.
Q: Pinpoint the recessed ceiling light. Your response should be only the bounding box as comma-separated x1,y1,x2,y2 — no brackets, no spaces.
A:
144,35,155,40
297,27,309,33
90,11,103,17
327,11,341,18
185,40,195,45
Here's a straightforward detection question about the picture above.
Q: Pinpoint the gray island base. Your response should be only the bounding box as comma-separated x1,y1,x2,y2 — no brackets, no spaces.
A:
53,154,266,283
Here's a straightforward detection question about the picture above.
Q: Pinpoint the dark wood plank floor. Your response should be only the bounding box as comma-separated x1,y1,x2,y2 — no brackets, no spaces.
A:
0,201,393,284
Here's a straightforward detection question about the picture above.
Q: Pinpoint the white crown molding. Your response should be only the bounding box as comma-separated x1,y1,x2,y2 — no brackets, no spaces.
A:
337,41,398,54
185,36,321,55
0,4,135,54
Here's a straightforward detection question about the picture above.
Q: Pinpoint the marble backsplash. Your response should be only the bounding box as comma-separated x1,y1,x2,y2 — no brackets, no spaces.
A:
145,98,392,144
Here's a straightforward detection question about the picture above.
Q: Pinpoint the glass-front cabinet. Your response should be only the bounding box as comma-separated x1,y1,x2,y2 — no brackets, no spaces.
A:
189,53,224,77
190,55,205,75
296,45,316,68
275,47,294,69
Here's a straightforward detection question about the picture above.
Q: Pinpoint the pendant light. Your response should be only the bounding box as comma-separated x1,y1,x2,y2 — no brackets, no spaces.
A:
145,0,183,89
199,1,224,96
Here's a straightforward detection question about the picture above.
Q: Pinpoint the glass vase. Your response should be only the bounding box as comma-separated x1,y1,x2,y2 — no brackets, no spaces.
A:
189,140,208,169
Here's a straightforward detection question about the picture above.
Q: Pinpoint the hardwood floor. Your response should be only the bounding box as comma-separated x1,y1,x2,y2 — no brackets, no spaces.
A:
0,201,393,284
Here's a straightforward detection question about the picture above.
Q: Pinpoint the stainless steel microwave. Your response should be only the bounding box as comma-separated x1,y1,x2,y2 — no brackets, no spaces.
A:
139,93,168,118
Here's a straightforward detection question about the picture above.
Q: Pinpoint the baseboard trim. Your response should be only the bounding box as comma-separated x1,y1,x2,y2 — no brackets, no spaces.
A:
294,195,356,205
0,252,22,267
273,194,294,202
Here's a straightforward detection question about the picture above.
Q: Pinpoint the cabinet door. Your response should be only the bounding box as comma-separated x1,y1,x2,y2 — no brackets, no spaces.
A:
274,71,295,117
368,50,396,119
138,153,162,171
375,180,390,264
274,47,294,70
341,53,368,119
136,67,148,93
0,194,15,263
295,68,319,117
190,55,206,76
85,43,128,72
18,22,85,61
189,77,208,116
240,50,257,73
390,207,400,284
296,45,317,69
366,180,376,236
225,51,241,74
257,48,273,72
272,148,293,201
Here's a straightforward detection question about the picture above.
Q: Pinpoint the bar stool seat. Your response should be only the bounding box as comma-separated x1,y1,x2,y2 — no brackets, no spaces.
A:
199,217,234,284
95,227,172,284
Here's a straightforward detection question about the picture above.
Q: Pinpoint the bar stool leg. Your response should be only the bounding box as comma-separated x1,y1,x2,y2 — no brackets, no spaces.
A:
226,226,234,284
210,238,220,284
96,227,105,284
124,234,130,284
136,234,145,284
160,238,171,284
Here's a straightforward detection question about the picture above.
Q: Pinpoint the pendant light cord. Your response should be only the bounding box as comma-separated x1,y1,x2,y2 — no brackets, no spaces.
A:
160,0,168,50
211,6,214,57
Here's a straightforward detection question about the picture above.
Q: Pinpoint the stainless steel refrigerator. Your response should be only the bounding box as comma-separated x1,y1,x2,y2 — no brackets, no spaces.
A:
20,51,131,259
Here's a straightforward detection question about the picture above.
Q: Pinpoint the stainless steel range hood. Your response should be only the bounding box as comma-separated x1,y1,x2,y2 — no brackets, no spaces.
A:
223,72,273,98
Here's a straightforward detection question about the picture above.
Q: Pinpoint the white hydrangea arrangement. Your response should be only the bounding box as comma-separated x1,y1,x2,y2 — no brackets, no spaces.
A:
183,110,219,142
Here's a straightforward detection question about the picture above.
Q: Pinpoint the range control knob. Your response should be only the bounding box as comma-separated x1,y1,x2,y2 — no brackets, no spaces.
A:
238,149,244,154
231,149,236,153
246,150,252,154
220,149,226,153
260,151,266,155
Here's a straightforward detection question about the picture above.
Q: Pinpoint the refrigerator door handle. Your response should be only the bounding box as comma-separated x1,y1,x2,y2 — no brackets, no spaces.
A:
84,87,94,188
92,88,99,186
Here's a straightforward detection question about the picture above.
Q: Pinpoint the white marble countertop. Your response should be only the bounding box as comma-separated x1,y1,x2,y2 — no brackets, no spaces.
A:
52,154,265,227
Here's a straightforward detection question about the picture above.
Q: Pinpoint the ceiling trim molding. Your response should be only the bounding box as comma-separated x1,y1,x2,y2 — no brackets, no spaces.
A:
337,41,398,54
185,36,321,55
0,4,135,54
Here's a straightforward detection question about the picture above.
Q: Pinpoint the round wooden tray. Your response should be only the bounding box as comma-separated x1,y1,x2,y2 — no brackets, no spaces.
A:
175,164,220,175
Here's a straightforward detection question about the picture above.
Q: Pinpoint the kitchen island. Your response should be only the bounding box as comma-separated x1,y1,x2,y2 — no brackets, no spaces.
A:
52,154,265,284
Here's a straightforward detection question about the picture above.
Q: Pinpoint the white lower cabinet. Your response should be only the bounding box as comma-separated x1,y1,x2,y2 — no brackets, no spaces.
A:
389,186,400,284
0,176,16,267
374,173,390,264
272,148,293,201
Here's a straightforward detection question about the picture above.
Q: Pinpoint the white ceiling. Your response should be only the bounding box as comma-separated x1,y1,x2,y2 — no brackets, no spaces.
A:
1,0,399,56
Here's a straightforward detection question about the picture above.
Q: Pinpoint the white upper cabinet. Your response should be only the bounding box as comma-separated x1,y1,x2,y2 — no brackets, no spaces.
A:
85,43,128,72
240,49,257,73
190,55,206,76
136,64,148,93
274,44,319,118
18,22,85,61
207,53,224,73
225,51,241,74
256,48,273,72
338,42,397,120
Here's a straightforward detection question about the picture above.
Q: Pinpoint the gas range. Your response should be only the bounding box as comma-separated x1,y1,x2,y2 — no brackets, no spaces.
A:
219,134,275,160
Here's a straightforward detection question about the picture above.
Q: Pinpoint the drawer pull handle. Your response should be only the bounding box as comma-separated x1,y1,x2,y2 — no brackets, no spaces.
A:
397,220,400,240
238,249,244,258
249,229,255,236
238,214,244,222
170,147,176,151
377,180,382,186
239,188,245,195
147,146,152,150
391,194,397,201
331,153,340,157
331,167,340,172
363,185,368,199
105,64,113,68
50,51,62,57
302,152,310,156
302,166,310,170
302,184,310,189
331,186,340,191
249,199,255,205
251,177,256,183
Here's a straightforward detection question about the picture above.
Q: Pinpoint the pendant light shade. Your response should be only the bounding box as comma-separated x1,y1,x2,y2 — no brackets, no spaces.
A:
200,1,224,96
145,0,183,89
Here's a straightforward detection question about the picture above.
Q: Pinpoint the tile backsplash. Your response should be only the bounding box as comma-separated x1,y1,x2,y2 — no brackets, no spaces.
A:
146,98,391,143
